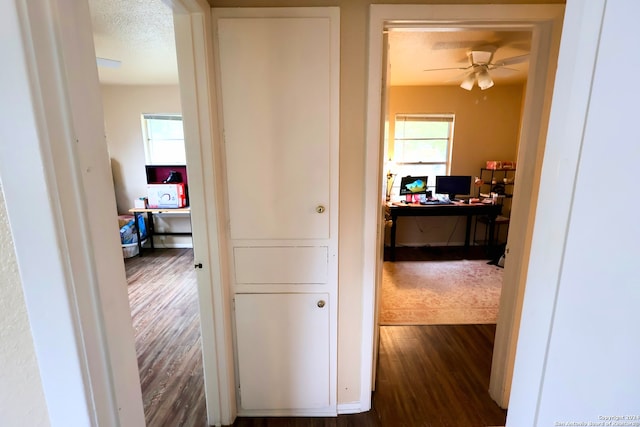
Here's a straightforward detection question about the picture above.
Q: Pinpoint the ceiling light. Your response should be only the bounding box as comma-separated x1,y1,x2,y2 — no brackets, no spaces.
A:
96,57,122,69
470,50,493,65
476,66,494,90
460,72,475,91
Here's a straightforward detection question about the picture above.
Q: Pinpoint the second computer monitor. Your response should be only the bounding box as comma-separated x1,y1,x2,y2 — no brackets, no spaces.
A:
435,175,471,201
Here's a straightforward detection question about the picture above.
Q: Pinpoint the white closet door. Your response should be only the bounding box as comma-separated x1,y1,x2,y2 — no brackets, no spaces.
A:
218,16,335,241
234,293,330,411
215,7,339,416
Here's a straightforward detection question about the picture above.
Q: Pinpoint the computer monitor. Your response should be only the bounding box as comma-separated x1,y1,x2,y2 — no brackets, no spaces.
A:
398,176,428,195
435,175,471,201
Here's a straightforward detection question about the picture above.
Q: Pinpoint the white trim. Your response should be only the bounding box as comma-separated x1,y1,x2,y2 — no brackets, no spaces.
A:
1,0,145,424
364,4,565,411
173,1,236,425
506,1,606,424
3,0,230,426
145,242,193,249
337,402,366,415
488,8,564,407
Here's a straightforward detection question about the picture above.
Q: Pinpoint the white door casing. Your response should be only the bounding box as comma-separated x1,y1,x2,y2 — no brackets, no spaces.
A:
364,4,564,410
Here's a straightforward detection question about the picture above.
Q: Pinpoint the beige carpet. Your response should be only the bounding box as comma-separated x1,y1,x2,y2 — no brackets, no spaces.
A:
380,260,503,325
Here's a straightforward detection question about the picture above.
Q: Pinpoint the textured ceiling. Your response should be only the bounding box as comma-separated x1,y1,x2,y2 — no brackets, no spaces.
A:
89,0,179,85
88,2,531,88
388,29,532,87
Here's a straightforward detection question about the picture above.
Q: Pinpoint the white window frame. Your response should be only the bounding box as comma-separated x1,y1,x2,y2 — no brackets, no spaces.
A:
391,113,455,195
141,113,186,165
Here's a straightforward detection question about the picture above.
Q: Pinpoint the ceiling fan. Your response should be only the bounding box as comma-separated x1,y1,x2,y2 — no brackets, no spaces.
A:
424,48,529,91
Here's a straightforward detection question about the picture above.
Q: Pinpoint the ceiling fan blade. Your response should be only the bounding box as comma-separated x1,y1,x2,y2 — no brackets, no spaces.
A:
444,71,471,84
492,54,529,67
423,66,470,72
488,67,519,78
431,40,493,50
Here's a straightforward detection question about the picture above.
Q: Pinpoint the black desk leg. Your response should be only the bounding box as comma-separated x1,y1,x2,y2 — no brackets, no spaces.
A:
488,214,497,255
146,212,155,250
134,212,143,257
464,215,472,248
390,215,397,262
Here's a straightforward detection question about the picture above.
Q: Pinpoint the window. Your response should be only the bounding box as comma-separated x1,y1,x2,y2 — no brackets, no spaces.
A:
141,114,186,165
391,114,454,196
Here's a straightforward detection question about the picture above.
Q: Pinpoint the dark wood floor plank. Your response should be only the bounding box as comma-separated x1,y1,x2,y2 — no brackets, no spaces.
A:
373,325,506,427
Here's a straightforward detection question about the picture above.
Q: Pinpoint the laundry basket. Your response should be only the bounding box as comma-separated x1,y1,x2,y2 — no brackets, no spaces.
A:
118,215,147,258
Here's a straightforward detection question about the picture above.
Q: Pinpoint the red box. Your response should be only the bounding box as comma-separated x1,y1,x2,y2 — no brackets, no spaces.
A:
146,183,186,208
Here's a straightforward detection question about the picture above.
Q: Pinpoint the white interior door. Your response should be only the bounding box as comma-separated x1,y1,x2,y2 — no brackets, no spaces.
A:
214,7,339,417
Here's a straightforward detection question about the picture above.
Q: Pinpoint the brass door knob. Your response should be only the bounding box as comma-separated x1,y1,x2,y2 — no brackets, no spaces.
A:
317,300,326,308
316,205,326,214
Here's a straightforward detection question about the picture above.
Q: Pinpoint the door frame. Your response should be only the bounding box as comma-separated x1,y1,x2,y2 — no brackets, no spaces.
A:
0,0,145,424
0,0,234,425
362,4,564,408
171,1,237,424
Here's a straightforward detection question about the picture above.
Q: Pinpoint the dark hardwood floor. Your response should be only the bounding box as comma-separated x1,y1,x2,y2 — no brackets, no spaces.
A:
234,325,505,427
126,248,208,427
373,325,506,427
126,249,505,427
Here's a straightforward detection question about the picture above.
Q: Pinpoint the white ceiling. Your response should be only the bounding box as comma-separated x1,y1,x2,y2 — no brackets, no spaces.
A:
89,0,179,85
88,1,532,88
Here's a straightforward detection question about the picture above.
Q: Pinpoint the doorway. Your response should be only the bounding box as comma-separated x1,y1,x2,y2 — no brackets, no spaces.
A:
92,0,227,424
379,27,529,327
88,0,209,423
363,4,564,409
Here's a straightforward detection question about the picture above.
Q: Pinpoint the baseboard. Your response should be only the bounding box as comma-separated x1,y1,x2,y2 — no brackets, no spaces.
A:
337,402,364,414
146,241,193,249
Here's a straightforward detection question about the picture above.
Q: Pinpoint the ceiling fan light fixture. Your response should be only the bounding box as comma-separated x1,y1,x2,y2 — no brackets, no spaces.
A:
476,67,494,90
460,72,475,91
470,50,493,65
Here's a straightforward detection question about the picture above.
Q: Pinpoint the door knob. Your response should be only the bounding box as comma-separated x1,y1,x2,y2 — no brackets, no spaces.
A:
316,205,325,214
317,300,326,308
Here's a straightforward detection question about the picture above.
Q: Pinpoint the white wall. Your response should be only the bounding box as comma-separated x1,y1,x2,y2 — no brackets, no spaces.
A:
0,185,50,426
101,84,192,247
101,84,181,212
509,0,640,424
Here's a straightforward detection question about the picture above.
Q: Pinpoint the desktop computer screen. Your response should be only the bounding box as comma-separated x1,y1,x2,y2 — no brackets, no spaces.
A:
399,176,428,195
435,175,471,200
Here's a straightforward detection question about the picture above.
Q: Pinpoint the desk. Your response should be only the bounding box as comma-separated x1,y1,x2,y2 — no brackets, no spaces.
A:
386,202,501,261
128,207,192,256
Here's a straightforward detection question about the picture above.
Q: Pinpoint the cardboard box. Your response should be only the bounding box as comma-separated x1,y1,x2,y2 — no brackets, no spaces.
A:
486,160,516,170
502,161,516,170
146,183,186,208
